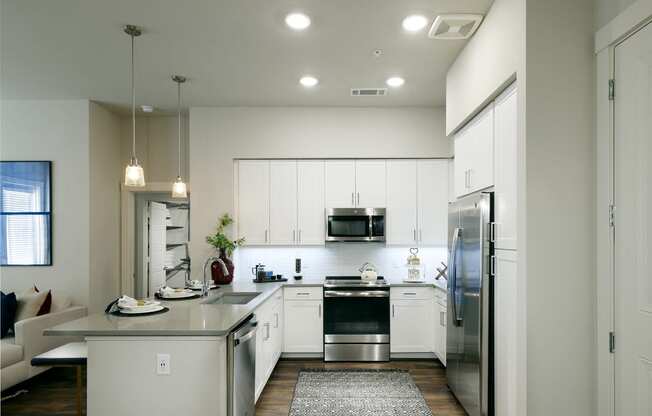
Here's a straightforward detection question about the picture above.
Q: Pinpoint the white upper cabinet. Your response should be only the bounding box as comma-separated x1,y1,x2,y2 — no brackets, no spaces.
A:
454,103,495,197
269,161,298,245
417,160,449,246
297,161,325,245
494,85,518,250
386,160,418,245
355,160,387,207
448,159,456,203
325,160,356,208
238,160,269,244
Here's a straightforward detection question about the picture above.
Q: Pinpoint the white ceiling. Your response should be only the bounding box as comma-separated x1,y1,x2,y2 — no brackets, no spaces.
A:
1,0,492,113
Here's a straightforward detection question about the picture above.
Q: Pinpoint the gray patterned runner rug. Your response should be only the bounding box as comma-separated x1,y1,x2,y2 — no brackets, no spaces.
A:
289,369,433,416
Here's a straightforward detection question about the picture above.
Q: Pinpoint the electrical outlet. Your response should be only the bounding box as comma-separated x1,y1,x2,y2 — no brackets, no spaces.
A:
156,353,171,375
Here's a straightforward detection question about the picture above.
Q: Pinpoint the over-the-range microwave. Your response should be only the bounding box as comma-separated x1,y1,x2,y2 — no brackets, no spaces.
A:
325,208,386,242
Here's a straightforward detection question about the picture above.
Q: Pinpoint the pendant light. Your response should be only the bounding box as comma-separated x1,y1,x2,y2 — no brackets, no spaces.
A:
123,25,146,187
171,75,187,198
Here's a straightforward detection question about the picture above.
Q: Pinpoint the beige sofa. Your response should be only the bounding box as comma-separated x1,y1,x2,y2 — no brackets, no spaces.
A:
1,306,87,391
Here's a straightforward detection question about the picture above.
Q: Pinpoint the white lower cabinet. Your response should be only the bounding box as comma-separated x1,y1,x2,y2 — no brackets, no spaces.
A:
283,288,323,353
390,287,434,353
434,288,447,366
255,290,284,402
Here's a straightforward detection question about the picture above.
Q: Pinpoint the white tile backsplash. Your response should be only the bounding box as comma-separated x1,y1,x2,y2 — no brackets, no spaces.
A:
234,244,448,281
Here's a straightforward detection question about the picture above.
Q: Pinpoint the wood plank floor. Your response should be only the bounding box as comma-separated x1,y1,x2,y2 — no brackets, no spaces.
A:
256,359,466,416
1,360,465,415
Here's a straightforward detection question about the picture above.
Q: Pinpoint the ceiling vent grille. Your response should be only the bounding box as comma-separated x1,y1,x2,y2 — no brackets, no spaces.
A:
428,14,483,40
351,88,388,97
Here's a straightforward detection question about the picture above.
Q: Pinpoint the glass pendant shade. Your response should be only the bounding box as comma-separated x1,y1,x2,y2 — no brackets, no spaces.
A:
172,176,187,198
125,158,146,187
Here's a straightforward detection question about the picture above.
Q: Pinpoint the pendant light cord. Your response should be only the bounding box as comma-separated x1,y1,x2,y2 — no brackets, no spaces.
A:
177,80,182,178
131,33,136,159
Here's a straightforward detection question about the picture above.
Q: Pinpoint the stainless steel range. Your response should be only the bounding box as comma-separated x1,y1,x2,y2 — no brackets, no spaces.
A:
323,276,390,362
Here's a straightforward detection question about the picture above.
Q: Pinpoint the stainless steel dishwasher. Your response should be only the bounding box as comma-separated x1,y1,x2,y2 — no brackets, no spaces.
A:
227,314,257,416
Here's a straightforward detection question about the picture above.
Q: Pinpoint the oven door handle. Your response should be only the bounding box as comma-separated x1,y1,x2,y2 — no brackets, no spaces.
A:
324,290,389,298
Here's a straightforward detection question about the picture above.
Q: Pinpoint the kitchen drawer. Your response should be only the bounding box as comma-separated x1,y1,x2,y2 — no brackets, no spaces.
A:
284,286,323,300
390,286,434,300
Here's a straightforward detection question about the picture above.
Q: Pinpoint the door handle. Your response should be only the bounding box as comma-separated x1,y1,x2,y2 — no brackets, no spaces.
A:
351,193,354,206
413,229,417,242
298,229,302,243
318,303,322,318
265,229,268,243
357,193,360,206
449,227,463,326
274,312,279,328
440,311,445,326
392,304,395,318
293,230,296,243
265,322,270,341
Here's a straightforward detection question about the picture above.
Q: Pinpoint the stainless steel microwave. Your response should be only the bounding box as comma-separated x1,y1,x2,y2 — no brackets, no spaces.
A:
325,208,386,242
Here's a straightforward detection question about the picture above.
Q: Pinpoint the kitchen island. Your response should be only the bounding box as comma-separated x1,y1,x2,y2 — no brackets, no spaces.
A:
46,277,446,416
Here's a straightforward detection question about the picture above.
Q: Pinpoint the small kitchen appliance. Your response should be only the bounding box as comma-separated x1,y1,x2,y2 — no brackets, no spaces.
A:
325,208,385,242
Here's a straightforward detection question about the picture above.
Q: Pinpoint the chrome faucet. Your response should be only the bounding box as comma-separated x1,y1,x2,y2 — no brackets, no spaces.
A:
202,256,220,297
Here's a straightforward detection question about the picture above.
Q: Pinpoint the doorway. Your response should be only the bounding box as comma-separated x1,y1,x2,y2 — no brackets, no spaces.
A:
612,20,652,416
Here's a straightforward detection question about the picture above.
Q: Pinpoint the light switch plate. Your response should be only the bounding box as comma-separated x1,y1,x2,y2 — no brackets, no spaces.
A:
156,353,171,375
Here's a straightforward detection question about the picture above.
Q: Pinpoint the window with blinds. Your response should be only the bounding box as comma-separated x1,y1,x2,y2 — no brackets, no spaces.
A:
0,161,52,266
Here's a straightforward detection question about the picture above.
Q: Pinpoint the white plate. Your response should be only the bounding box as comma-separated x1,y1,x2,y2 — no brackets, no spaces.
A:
119,305,165,314
187,284,217,291
159,291,196,299
118,300,161,310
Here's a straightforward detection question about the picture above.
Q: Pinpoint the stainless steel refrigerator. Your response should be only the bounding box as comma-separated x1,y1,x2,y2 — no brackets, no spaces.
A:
447,192,493,416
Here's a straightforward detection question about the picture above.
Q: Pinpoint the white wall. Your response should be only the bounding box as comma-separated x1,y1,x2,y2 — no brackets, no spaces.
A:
445,0,524,134
595,0,638,29
120,115,189,184
524,1,596,415
189,106,449,278
0,100,91,306
89,102,121,313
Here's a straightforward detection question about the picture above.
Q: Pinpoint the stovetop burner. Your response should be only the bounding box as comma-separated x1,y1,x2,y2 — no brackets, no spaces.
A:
323,275,388,288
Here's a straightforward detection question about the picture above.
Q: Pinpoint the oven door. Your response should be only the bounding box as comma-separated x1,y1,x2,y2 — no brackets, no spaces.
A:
323,289,390,341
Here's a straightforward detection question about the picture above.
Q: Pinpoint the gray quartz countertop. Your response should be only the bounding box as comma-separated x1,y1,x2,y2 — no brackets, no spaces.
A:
45,277,445,337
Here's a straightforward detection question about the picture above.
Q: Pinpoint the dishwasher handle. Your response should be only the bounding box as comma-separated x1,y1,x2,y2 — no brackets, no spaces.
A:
233,320,258,346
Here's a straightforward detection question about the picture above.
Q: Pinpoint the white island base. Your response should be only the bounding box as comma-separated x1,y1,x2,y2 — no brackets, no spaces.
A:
87,336,227,416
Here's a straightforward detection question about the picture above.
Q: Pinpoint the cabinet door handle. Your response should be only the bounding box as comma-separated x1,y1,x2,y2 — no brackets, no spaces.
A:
403,292,417,296
265,322,270,341
392,304,395,318
468,169,472,189
419,229,423,242
274,312,279,328
351,193,355,206
318,304,322,318
265,229,268,243
440,311,445,326
298,230,302,243
413,229,416,242
293,230,296,243
357,192,360,206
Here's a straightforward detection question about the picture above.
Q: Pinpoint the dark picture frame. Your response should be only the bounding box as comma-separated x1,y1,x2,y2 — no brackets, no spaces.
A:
0,161,53,266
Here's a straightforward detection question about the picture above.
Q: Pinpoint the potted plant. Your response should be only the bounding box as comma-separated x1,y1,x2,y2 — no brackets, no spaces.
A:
206,214,245,284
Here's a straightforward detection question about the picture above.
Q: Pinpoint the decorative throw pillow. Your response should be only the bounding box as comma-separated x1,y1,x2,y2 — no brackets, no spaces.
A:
1,292,17,338
51,293,72,313
37,290,52,316
15,287,50,322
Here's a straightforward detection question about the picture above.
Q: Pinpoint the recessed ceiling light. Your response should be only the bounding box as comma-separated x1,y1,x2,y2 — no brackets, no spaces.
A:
386,77,405,88
285,13,311,30
402,15,429,32
299,76,319,87
141,105,154,113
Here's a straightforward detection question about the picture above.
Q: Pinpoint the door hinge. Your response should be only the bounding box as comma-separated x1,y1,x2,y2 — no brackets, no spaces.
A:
609,331,615,353
608,79,615,101
609,204,616,227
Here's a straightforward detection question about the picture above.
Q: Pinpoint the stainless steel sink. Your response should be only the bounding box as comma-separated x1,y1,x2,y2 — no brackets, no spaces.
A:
206,292,262,305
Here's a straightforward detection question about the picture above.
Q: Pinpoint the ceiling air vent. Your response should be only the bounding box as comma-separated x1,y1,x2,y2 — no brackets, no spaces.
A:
428,14,483,40
351,88,388,97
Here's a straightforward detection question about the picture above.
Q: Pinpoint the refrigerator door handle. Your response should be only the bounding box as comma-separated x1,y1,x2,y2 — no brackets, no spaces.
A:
449,227,463,326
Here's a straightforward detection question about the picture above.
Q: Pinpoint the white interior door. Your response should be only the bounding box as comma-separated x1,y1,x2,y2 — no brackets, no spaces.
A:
297,160,325,245
417,160,448,246
386,160,417,245
269,161,297,244
325,160,356,208
355,160,386,207
614,21,652,416
147,201,166,296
